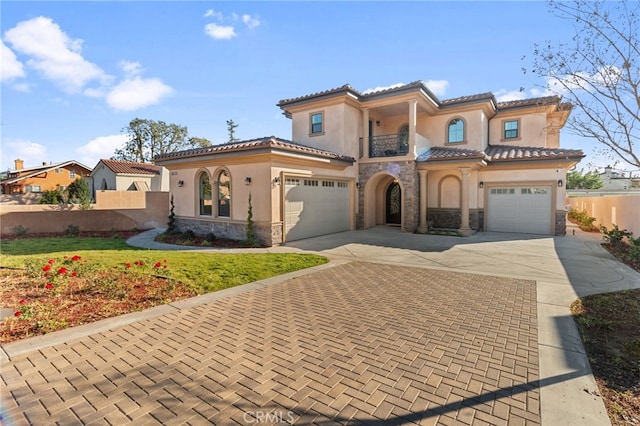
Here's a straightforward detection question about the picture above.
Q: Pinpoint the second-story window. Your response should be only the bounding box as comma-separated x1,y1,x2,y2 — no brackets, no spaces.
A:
447,118,465,143
69,170,76,179
310,112,323,135
504,120,519,140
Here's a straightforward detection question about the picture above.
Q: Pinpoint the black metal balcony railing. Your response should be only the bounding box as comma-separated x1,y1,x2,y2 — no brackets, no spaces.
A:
365,134,409,158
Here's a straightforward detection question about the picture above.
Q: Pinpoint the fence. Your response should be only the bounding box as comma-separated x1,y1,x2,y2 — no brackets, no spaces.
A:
567,192,640,236
0,191,169,235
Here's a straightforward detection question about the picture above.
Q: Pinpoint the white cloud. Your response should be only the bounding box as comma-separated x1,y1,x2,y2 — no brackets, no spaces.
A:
423,80,449,97
106,77,174,111
204,9,222,20
76,134,130,167
494,89,527,102
363,83,405,94
204,23,236,40
2,140,48,169
119,60,143,77
3,16,110,93
0,40,25,82
242,14,261,29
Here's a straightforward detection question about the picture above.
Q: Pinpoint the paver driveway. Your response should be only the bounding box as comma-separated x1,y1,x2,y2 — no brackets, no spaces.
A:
1,262,539,425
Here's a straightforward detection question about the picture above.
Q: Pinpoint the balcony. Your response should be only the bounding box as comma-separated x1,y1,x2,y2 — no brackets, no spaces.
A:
366,134,409,158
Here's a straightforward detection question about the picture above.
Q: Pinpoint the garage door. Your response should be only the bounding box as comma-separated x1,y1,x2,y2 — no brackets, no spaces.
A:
487,186,552,235
284,177,350,242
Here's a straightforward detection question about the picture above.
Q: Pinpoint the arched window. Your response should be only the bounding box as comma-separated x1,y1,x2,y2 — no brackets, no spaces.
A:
398,124,409,154
217,170,231,217
447,118,465,143
199,172,212,216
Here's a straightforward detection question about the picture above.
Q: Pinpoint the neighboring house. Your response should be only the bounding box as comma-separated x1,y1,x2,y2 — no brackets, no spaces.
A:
0,159,92,196
154,81,584,246
599,166,640,191
90,159,169,197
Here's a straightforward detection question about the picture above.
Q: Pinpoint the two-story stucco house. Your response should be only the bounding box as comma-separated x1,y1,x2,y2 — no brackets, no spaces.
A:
154,81,584,246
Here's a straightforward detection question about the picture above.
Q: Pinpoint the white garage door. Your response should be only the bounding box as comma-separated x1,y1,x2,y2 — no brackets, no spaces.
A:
487,186,553,235
284,177,350,242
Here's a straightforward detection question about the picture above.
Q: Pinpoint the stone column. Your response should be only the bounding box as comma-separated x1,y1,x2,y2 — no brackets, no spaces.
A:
362,108,369,159
417,169,429,233
459,167,472,236
408,99,417,156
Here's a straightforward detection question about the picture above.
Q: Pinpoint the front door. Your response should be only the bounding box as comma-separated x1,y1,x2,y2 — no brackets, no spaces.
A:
385,182,401,225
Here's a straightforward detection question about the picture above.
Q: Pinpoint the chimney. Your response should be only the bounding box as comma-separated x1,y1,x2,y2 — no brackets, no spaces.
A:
14,159,24,170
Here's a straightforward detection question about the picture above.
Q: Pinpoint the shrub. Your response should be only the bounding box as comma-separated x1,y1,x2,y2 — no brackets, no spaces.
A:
167,195,177,234
568,208,597,231
11,225,28,236
38,189,65,204
600,224,633,246
64,224,80,237
245,192,260,247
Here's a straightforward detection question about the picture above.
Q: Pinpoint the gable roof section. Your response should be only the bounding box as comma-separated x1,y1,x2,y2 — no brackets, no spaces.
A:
0,160,92,184
278,81,567,116
418,145,584,163
98,159,161,175
154,136,355,163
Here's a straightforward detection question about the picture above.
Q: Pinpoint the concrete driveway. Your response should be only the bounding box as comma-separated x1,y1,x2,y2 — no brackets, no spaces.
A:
2,224,638,425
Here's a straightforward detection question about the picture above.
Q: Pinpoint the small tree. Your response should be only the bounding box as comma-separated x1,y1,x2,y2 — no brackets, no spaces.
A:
566,169,604,189
245,192,260,247
167,195,177,234
67,178,92,210
38,189,64,204
227,119,239,143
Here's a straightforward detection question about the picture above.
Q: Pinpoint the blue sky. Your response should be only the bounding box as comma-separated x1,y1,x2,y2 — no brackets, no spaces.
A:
0,1,610,172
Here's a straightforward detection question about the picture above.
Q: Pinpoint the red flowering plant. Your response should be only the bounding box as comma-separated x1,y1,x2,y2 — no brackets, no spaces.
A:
2,254,190,343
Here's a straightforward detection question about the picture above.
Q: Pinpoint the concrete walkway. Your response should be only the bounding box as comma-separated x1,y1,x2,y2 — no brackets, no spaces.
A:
1,224,638,425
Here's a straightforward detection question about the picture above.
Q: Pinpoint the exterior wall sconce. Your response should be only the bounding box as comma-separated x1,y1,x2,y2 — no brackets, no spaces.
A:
244,177,252,185
557,179,563,187
178,180,185,187
376,120,381,127
272,176,281,185
356,182,361,188
479,181,484,188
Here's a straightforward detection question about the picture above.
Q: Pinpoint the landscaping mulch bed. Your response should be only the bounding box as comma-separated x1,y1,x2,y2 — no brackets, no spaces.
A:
155,232,262,248
0,268,197,343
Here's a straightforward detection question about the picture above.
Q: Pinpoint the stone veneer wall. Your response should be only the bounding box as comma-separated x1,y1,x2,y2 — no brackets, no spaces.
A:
427,208,482,231
176,217,282,247
357,161,420,232
555,210,566,236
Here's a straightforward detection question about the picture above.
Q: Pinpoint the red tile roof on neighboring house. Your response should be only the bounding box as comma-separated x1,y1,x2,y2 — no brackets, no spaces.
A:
154,136,355,163
418,145,584,163
99,159,161,175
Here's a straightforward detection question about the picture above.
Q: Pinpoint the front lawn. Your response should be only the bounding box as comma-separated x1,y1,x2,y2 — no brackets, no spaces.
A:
0,234,327,343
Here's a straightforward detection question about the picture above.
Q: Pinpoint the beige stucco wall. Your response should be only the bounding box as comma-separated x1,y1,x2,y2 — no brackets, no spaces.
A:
0,192,169,234
489,110,551,147
568,194,640,236
165,158,357,229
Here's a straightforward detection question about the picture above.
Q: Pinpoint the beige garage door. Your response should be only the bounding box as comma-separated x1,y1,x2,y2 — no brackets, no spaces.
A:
284,177,350,242
487,186,553,235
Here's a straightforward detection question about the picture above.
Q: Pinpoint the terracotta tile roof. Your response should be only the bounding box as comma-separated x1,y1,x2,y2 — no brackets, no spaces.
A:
277,84,360,106
417,147,488,162
484,145,585,161
418,145,584,163
497,96,561,109
441,93,496,106
99,159,161,175
154,136,355,163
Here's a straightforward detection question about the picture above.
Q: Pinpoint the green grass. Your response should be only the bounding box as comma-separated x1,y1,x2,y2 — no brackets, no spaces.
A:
1,237,328,293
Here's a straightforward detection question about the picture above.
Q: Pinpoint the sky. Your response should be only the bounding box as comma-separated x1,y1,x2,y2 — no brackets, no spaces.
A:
0,1,625,173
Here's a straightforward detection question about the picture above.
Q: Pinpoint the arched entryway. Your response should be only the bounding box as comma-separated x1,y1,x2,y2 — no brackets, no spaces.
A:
385,181,401,225
362,172,404,229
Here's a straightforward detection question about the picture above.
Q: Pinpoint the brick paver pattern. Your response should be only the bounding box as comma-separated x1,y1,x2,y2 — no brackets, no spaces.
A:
1,263,539,425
